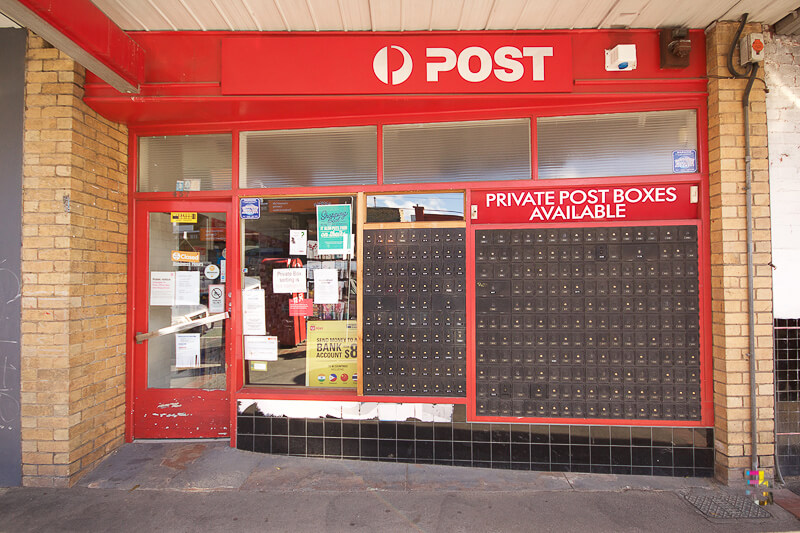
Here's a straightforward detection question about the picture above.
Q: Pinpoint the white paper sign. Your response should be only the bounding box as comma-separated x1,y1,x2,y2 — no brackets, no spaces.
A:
150,272,175,306
245,335,279,361
290,230,308,256
208,284,225,313
175,271,200,306
272,268,307,293
313,268,339,304
175,333,200,368
242,288,267,335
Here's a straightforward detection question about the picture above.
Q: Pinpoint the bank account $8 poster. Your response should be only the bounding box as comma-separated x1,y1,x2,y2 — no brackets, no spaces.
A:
305,320,358,388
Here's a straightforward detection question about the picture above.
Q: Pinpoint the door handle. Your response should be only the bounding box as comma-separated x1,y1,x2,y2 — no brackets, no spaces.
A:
135,312,230,344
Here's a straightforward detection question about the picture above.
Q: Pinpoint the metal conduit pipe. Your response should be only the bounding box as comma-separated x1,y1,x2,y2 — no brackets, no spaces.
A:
725,13,760,473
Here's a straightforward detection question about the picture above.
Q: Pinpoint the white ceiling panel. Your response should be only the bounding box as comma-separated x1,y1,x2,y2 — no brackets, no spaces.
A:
83,0,800,32
402,0,434,31
429,0,466,30
114,0,174,30
457,0,494,30
146,0,202,30
484,0,527,30
243,0,286,31
213,0,262,30
371,0,403,31
564,0,615,30
275,0,316,31
336,0,372,31
306,0,343,31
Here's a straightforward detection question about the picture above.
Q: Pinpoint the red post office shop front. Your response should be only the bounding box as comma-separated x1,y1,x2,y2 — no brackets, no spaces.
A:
88,29,714,475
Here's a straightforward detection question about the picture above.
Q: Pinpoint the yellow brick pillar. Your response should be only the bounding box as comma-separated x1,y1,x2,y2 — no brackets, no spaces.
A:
706,21,775,484
20,33,129,487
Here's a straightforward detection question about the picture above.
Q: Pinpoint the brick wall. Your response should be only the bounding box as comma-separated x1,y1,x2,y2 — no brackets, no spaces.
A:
764,33,800,320
706,21,775,483
20,33,128,487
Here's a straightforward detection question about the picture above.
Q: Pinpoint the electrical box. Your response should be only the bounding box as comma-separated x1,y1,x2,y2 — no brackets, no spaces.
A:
740,33,765,64
605,44,637,71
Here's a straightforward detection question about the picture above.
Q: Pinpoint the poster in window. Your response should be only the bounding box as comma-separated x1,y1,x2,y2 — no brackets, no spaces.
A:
316,204,351,254
305,320,357,388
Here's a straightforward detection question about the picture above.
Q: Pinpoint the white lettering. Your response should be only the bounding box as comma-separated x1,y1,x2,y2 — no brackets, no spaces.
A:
458,46,492,82
485,193,496,207
426,48,457,81
493,46,524,82
523,47,553,81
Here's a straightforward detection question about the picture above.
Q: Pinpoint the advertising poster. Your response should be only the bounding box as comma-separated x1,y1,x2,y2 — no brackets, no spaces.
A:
316,204,351,254
305,320,357,388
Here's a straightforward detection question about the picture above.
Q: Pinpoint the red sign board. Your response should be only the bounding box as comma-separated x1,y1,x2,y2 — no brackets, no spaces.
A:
289,296,314,317
471,184,698,224
222,34,573,95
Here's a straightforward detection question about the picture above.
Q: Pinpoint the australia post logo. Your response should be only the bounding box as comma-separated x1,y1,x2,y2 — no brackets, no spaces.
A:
372,44,558,87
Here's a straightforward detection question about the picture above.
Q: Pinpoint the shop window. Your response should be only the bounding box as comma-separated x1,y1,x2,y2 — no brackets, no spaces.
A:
537,110,698,180
138,134,232,192
240,126,377,189
242,197,357,389
383,118,531,184
366,193,465,223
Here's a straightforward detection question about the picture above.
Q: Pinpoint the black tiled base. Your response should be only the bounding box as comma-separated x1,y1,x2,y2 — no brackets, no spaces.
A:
237,408,714,477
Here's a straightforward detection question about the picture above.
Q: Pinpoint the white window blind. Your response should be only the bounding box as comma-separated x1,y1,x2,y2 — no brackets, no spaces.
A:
240,126,377,188
138,134,232,192
383,119,531,184
537,110,697,180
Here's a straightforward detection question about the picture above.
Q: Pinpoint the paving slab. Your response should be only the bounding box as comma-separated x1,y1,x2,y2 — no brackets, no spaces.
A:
166,445,262,490
405,462,571,491
564,472,716,492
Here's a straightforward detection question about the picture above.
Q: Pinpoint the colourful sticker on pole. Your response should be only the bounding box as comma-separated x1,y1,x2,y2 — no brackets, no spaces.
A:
316,204,351,254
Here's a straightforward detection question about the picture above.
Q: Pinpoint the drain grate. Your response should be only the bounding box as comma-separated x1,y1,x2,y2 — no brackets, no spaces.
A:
684,494,772,519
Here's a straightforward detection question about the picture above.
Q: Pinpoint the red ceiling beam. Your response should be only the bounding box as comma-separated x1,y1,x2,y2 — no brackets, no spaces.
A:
0,0,144,93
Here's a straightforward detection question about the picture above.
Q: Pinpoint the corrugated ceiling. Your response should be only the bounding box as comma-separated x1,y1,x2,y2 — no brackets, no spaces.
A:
87,0,799,32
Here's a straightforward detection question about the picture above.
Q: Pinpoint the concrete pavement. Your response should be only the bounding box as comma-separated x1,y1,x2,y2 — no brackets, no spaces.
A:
0,441,797,532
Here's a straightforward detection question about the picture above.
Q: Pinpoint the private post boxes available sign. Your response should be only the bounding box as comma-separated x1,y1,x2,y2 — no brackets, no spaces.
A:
305,320,358,388
471,183,698,224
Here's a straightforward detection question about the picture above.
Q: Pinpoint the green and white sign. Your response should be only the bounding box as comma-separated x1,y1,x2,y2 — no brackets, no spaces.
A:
316,204,351,254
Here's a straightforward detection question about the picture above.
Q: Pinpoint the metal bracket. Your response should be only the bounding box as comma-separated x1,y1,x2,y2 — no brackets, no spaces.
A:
135,312,229,344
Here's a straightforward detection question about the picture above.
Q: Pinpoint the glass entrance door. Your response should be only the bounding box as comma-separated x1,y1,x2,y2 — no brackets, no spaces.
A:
132,200,233,438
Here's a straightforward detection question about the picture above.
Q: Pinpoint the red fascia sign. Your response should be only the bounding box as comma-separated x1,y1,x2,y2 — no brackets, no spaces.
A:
471,184,698,224
221,34,573,95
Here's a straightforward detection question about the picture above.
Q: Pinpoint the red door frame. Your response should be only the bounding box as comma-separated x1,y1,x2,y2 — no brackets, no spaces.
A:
127,198,236,439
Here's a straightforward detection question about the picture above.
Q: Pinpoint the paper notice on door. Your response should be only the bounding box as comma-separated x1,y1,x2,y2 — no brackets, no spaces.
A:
244,335,278,361
289,229,307,256
272,268,307,293
242,288,267,335
175,333,201,368
150,272,175,306
175,270,200,306
313,268,339,304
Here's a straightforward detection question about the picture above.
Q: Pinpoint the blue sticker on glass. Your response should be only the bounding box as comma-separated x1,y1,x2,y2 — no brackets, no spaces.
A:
673,150,697,173
240,198,260,219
